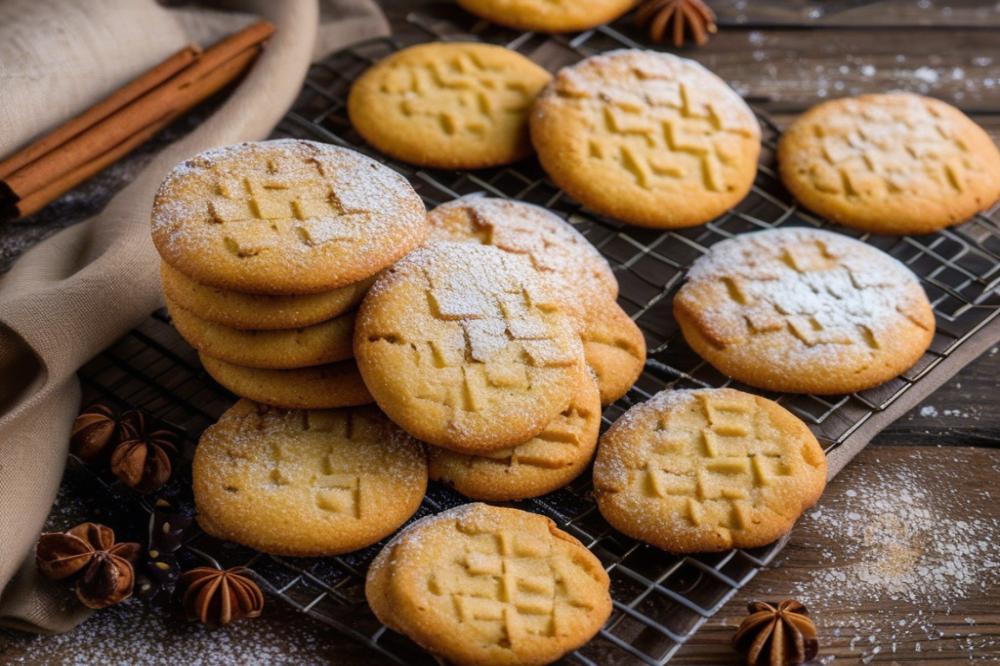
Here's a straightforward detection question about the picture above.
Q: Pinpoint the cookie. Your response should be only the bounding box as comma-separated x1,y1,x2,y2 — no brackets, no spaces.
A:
427,197,617,300
428,371,601,500
428,197,644,403
354,242,585,452
457,0,635,33
365,503,612,665
348,43,551,169
531,50,760,228
166,296,354,369
193,400,426,556
673,228,935,395
200,355,373,409
579,295,646,405
160,262,374,331
593,388,827,552
778,92,1000,235
151,139,427,295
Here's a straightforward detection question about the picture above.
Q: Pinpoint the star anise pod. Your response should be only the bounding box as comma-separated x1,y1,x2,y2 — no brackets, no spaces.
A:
110,411,178,494
70,404,120,461
636,0,718,47
733,600,819,666
35,522,141,609
179,567,264,627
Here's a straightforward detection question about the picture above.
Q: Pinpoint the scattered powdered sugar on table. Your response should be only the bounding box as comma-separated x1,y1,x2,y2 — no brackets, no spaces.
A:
1,602,329,666
755,449,1000,662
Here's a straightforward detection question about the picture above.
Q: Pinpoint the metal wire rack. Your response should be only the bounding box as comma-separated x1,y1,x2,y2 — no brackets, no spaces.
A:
70,6,1000,665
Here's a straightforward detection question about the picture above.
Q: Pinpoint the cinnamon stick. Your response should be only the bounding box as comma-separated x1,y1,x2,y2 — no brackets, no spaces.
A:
0,20,275,219
14,44,264,219
0,45,201,181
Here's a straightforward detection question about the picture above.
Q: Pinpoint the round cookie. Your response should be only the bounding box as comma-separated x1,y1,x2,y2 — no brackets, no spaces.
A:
779,93,1000,235
578,295,646,405
161,262,374,331
673,228,935,395
457,0,634,33
593,388,827,553
151,139,427,294
200,355,373,409
348,43,552,169
531,50,761,229
427,197,644,403
167,296,354,369
427,197,617,300
365,503,612,665
193,400,426,556
354,242,585,452
429,371,601,501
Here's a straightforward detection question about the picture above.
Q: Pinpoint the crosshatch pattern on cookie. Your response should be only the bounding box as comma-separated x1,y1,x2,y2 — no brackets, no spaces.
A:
428,197,618,299
377,47,537,139
429,376,601,499
193,401,426,555
675,228,934,361
550,50,759,194
594,390,826,551
379,504,611,663
152,140,427,293
357,243,583,447
792,94,983,201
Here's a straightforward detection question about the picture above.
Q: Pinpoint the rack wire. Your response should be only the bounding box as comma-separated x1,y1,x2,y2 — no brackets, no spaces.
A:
71,6,1000,664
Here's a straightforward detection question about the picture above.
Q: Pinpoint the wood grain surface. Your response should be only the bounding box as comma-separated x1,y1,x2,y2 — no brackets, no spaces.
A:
1,1,997,664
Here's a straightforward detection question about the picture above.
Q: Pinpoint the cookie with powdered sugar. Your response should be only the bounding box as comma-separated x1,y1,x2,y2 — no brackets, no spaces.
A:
779,92,1000,235
428,370,601,500
365,503,611,666
428,197,645,404
354,242,586,452
594,388,827,553
193,400,424,556
151,140,427,295
531,49,760,229
673,228,935,394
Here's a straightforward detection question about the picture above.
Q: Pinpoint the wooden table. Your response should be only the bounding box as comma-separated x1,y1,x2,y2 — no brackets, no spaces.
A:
2,1,998,663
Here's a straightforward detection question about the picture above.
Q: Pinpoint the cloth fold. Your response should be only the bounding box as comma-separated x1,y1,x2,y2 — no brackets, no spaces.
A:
0,0,387,634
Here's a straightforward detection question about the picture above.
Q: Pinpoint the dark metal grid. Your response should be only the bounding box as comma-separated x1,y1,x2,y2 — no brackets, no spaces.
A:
70,6,1000,665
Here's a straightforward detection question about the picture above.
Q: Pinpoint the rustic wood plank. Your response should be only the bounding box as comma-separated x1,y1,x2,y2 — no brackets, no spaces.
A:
712,0,1000,28
655,28,1000,112
672,445,1000,664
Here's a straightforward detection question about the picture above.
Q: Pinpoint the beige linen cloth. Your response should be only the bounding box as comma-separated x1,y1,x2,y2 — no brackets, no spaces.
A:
0,0,387,633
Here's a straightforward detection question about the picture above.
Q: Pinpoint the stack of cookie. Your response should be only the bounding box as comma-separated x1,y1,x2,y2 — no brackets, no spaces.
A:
151,139,428,409
354,226,645,502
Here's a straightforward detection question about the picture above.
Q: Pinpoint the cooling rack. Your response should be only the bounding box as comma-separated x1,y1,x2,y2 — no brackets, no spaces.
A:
70,6,1000,665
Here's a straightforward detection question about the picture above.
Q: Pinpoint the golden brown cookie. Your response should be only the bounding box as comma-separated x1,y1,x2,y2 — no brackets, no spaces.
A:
593,388,827,552
365,503,612,665
193,400,426,556
151,139,427,294
166,296,354,369
428,371,600,500
348,42,551,169
779,93,1000,235
457,0,635,33
579,295,646,405
355,242,585,453
673,228,935,395
200,355,373,409
531,50,760,228
428,196,617,300
160,262,374,331
427,197,644,404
